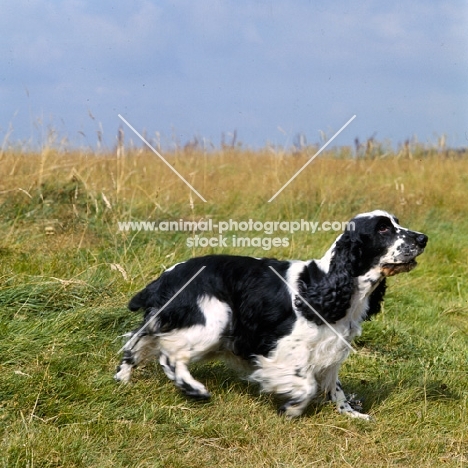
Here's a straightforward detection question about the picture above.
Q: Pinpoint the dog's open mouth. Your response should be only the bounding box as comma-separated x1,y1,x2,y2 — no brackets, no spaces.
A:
382,260,418,277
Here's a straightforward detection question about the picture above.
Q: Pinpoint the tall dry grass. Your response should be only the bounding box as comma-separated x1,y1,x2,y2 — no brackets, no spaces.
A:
0,139,467,467
1,142,466,219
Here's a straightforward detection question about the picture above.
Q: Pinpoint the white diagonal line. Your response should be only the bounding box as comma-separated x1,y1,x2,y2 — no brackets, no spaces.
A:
268,266,356,353
119,265,206,353
118,114,207,203
268,115,356,202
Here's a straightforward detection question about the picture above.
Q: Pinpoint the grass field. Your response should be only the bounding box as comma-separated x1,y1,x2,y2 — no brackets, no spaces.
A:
0,141,467,467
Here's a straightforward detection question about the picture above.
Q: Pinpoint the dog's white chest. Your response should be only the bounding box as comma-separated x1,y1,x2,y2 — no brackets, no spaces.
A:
251,316,358,393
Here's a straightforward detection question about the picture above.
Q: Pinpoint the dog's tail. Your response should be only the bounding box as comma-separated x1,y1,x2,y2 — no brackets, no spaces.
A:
128,277,163,312
128,289,149,311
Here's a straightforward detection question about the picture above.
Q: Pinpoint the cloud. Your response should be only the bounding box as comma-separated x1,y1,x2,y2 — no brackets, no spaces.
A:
1,0,467,147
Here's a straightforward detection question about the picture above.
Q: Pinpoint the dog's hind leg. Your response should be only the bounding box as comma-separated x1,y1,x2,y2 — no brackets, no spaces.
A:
115,308,161,383
114,332,159,383
157,297,231,400
159,349,211,400
158,330,215,400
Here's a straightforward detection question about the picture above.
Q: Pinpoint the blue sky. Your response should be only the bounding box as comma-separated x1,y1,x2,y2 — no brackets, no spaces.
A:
1,0,467,150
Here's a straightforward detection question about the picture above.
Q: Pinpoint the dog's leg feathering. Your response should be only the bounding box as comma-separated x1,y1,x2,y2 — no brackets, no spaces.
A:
273,375,318,418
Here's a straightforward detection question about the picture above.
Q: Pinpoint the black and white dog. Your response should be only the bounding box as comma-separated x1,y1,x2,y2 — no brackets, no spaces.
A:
115,210,427,419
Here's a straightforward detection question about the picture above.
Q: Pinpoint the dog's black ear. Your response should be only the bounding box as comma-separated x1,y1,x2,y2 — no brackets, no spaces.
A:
366,278,386,319
335,228,373,277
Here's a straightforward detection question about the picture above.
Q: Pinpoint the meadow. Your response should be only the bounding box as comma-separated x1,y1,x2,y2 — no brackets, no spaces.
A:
0,138,467,467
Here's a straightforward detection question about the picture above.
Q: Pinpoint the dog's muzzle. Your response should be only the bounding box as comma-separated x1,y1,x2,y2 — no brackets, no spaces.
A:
382,232,428,277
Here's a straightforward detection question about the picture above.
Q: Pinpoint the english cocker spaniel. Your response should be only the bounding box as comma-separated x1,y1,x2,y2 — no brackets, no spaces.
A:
115,210,427,419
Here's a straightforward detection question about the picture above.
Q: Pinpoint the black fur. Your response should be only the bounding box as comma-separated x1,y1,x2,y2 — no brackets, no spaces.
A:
367,278,387,318
128,255,297,360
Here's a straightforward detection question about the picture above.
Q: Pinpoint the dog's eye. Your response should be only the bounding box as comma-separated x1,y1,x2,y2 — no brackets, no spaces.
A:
377,224,390,233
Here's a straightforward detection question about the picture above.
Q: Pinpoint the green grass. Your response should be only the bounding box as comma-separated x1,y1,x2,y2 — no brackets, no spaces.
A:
0,145,467,467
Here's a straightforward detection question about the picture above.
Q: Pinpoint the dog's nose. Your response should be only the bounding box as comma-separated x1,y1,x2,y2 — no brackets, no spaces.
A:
416,234,428,248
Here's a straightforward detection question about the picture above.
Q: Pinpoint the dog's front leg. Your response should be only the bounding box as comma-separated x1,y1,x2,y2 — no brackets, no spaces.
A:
329,380,373,420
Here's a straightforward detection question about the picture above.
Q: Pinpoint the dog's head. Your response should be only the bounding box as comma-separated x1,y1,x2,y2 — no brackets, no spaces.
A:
337,210,428,278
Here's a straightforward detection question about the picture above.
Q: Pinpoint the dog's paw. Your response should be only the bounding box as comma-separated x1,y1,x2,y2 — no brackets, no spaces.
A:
346,393,363,412
337,401,374,421
114,363,132,383
278,398,308,418
178,380,211,401
184,389,211,401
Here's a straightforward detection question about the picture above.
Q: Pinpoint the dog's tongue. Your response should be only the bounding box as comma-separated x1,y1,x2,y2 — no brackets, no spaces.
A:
382,261,417,277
